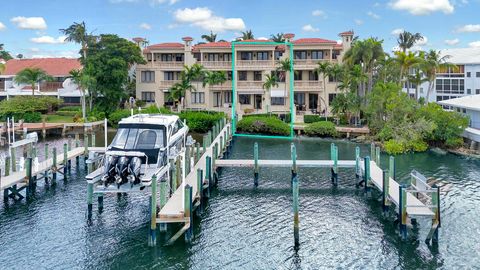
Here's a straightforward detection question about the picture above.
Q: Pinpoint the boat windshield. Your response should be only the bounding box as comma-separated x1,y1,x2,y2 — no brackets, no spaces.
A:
111,128,165,150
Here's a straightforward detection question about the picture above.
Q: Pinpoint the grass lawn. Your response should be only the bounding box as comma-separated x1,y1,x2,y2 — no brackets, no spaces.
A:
43,114,75,123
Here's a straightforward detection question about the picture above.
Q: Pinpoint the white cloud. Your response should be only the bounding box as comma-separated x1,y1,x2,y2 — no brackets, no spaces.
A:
367,11,381,19
354,19,363,25
444,38,460,45
30,48,40,52
11,16,47,30
391,28,404,35
173,7,245,32
469,41,480,48
456,24,480,33
30,35,67,44
151,0,179,4
0,22,6,31
416,36,428,45
312,10,327,18
28,49,79,59
140,23,151,30
257,37,268,40
373,2,381,7
302,24,319,32
167,24,178,29
389,0,454,15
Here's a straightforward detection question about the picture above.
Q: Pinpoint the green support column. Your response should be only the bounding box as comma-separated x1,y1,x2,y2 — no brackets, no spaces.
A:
375,146,381,165
202,135,207,153
254,142,259,187
382,170,390,215
389,156,395,180
11,148,16,172
87,182,93,219
291,143,299,247
219,136,223,158
184,184,193,243
25,158,33,199
195,142,200,164
207,131,212,146
355,146,360,180
333,145,338,185
63,143,68,180
205,156,211,198
159,176,168,232
364,156,371,197
399,184,407,240
370,143,375,161
149,175,157,246
52,147,57,182
196,168,204,215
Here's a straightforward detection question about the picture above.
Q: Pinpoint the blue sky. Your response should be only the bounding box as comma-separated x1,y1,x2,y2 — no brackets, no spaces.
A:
1,0,480,58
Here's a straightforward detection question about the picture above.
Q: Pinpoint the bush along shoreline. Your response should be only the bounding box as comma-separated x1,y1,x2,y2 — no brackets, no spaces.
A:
236,115,290,136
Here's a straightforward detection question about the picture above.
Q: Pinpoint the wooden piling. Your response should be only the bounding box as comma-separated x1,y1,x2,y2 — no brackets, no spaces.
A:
159,176,167,232
355,146,360,179
149,175,157,246
382,170,389,215
205,156,211,198
75,134,80,166
291,143,299,247
195,142,200,164
11,147,16,172
196,168,204,215
202,135,207,154
25,158,33,199
254,142,259,187
375,146,380,165
389,156,395,180
432,184,441,242
97,194,104,211
185,144,191,175
370,143,375,160
184,184,193,243
63,143,68,180
175,157,181,189
364,156,371,196
87,183,93,219
52,147,57,182
399,184,407,240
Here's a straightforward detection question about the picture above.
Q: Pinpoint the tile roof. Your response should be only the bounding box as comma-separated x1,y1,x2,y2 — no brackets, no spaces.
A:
293,38,337,44
339,31,354,36
143,43,184,52
193,42,231,49
3,58,82,76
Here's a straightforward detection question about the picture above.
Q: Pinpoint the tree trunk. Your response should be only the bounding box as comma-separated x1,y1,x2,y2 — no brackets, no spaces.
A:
426,80,433,103
415,85,419,100
32,83,35,96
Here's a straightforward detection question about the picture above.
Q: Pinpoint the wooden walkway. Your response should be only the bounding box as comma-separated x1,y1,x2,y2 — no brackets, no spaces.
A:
216,159,356,168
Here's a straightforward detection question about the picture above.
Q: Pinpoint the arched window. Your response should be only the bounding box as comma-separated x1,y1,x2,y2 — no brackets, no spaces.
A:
136,130,157,149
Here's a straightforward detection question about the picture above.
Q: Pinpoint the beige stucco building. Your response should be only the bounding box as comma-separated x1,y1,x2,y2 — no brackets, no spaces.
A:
135,31,354,119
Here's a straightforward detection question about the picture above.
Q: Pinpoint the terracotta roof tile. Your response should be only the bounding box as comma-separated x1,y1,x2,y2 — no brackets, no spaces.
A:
339,31,354,36
194,42,231,49
3,58,82,76
143,43,184,52
293,38,337,44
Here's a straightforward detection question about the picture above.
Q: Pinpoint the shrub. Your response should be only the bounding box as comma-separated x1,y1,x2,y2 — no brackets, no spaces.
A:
56,111,78,116
0,96,63,118
179,111,224,133
445,137,464,148
304,121,337,137
20,111,42,123
243,113,278,119
303,115,335,124
58,106,81,112
236,116,290,136
408,140,428,152
135,100,146,108
384,139,406,155
108,109,131,127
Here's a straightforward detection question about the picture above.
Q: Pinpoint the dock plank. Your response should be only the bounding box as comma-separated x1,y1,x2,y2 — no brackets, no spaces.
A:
216,159,356,168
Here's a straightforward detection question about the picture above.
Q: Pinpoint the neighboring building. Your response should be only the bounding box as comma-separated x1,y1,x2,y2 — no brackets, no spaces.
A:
0,58,83,104
438,94,480,147
135,32,354,117
408,47,480,103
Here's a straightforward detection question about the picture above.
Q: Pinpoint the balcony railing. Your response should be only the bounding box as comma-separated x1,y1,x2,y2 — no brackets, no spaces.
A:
236,60,274,69
237,81,264,89
293,59,330,68
294,81,323,89
202,60,232,69
210,81,232,90
144,60,184,69
40,82,64,92
160,80,181,88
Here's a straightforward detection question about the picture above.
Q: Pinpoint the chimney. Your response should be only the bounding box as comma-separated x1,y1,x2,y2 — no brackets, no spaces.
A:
284,33,295,42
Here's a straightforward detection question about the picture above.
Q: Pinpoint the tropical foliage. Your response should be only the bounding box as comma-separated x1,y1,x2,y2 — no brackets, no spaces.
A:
304,121,337,137
14,68,53,96
237,116,289,136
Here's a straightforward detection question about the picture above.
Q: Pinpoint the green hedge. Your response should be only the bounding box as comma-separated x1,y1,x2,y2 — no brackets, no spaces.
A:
179,111,224,133
58,106,81,112
304,121,337,137
56,111,78,116
236,116,289,136
0,96,63,119
303,115,335,124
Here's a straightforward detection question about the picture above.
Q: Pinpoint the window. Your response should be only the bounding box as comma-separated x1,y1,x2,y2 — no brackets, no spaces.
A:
141,91,155,102
239,94,251,104
207,54,216,61
240,52,252,60
467,89,471,94
436,78,465,94
311,51,323,59
257,52,269,60
294,71,302,81
294,93,305,105
164,71,176,81
161,54,172,61
141,71,155,83
111,127,165,150
223,53,231,61
462,108,466,114
254,71,262,81
467,72,471,77
271,97,285,105
477,89,480,94
172,120,184,136
227,71,233,80
477,72,480,77
239,71,247,81
175,53,183,62
308,71,318,81
213,92,222,107
294,51,307,59
62,97,80,104
224,91,232,103
328,93,337,104
191,92,205,104
274,51,283,60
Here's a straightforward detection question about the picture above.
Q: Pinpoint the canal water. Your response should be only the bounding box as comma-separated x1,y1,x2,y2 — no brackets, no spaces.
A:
0,135,479,269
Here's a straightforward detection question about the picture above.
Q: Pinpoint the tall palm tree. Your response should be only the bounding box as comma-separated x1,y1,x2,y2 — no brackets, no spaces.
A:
69,69,95,119
203,70,227,98
394,51,421,95
421,50,454,102
0,63,5,75
169,79,194,110
315,61,331,113
263,74,279,110
60,21,89,60
270,33,285,42
397,31,423,53
327,63,343,93
240,30,254,40
14,68,52,96
182,63,206,91
408,68,428,100
201,31,217,43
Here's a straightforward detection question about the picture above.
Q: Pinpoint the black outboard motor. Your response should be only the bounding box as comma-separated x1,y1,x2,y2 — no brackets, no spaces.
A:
127,157,142,187
115,156,130,188
101,156,118,187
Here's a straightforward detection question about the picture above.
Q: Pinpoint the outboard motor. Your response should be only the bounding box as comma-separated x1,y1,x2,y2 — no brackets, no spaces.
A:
127,157,142,187
115,156,130,187
101,155,119,187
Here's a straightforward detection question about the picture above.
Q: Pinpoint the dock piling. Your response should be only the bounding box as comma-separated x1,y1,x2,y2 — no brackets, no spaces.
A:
149,175,157,246
432,184,441,242
370,143,375,161
159,176,167,232
87,183,93,219
184,184,193,243
63,143,68,180
11,147,16,172
205,156,211,198
364,156,371,197
399,184,407,240
382,170,390,216
375,146,381,165
355,146,360,181
52,147,57,182
25,158,33,199
254,142,259,187
291,143,299,247
389,156,395,180
196,168,204,216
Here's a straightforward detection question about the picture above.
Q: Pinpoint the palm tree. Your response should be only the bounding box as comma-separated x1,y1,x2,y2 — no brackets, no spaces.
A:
240,30,254,40
169,79,194,110
201,31,217,42
14,68,52,96
60,21,89,60
263,74,279,111
397,31,423,53
394,51,421,95
69,69,95,119
327,63,343,93
270,33,285,42
315,62,331,113
182,63,205,90
408,68,428,100
203,71,227,94
0,63,5,75
421,50,454,102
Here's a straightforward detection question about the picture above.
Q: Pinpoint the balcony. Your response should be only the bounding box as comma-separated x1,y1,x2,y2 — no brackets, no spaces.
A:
202,60,232,70
294,81,323,90
209,81,232,90
293,59,330,69
40,82,64,92
142,60,184,69
236,60,274,70
237,81,264,89
159,80,181,89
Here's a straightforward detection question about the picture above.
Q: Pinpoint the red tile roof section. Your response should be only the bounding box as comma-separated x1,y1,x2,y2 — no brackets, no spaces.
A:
339,31,354,36
194,42,231,49
3,58,82,76
293,38,337,44
143,43,184,52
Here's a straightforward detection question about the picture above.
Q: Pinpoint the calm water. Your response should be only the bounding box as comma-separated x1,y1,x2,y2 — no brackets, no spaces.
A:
1,136,479,269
